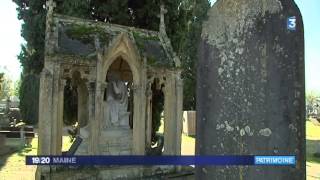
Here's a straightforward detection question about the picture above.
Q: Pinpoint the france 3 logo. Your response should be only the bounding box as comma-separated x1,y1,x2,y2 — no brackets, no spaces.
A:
287,16,296,31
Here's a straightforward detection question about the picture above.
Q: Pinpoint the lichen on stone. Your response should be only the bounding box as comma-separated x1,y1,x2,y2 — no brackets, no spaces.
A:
65,24,110,46
259,128,272,136
202,0,283,46
132,31,174,68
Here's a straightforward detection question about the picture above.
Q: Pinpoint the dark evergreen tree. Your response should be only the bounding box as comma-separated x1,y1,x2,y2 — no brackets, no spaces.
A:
13,0,46,124
19,74,39,124
0,73,4,93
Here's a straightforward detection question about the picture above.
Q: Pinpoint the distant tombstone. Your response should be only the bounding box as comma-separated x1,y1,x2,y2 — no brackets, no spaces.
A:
196,0,305,179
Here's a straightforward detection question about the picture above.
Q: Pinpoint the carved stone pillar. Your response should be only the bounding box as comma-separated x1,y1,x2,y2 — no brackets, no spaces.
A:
163,73,178,155
132,83,146,155
94,43,103,155
36,68,54,180
162,71,183,155
51,64,62,155
77,82,89,128
94,82,104,154
175,72,183,155
57,79,66,155
38,68,53,156
87,82,96,154
146,81,153,148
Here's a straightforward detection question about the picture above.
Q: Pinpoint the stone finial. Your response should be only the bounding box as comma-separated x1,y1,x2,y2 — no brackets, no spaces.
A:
45,0,56,41
159,2,168,36
46,0,56,16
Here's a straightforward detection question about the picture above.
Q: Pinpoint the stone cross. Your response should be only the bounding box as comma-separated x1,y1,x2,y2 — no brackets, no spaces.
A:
46,0,56,16
159,3,168,35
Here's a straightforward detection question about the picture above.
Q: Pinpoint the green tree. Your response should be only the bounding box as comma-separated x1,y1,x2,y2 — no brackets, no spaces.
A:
13,79,21,97
175,0,210,110
0,73,4,95
306,91,320,119
0,74,13,100
19,74,39,124
13,0,46,124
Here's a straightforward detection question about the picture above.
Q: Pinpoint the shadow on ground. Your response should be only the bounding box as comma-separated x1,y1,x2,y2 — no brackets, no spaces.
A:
0,146,20,170
306,139,320,164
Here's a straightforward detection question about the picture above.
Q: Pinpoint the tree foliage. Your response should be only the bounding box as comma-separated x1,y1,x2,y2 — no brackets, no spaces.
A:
13,0,45,124
0,73,20,101
0,74,17,100
13,0,210,127
0,73,4,98
306,91,320,119
13,79,21,97
19,74,39,124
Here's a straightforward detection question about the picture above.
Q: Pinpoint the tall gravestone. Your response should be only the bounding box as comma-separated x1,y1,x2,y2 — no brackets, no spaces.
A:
196,0,305,179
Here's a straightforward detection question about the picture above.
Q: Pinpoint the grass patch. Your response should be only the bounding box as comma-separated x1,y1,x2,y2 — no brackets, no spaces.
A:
307,153,320,164
306,120,320,164
306,120,320,140
182,134,195,144
62,136,74,152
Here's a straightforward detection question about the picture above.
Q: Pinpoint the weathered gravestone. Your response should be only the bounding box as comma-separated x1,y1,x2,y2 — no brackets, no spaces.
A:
196,0,305,179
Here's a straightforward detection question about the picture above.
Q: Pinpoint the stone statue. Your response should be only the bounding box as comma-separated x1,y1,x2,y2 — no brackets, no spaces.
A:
104,72,130,128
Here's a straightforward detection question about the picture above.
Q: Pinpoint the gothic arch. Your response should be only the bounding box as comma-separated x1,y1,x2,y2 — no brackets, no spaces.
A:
99,32,146,155
101,33,142,86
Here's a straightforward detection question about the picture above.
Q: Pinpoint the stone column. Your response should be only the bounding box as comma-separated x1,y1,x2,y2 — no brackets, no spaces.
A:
94,44,103,155
87,82,96,154
56,79,66,155
146,81,153,149
78,82,89,128
37,68,53,178
94,82,104,154
175,72,183,155
38,68,53,155
50,64,62,155
132,84,146,155
196,0,305,179
163,73,178,155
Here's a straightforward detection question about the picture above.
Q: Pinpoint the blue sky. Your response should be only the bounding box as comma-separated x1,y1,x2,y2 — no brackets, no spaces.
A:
0,0,319,92
294,0,320,92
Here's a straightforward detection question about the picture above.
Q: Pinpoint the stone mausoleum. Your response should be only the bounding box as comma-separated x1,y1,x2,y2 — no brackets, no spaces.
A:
37,0,183,179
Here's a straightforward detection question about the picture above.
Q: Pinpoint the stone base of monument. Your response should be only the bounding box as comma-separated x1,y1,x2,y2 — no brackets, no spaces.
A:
37,165,193,180
74,139,88,155
99,127,133,155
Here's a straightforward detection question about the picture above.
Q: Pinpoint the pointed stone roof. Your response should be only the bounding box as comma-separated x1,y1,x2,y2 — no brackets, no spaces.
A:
54,14,180,68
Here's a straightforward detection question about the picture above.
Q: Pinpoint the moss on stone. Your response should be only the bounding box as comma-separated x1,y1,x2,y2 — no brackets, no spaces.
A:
132,31,160,50
65,24,109,46
147,55,157,65
132,31,174,68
